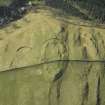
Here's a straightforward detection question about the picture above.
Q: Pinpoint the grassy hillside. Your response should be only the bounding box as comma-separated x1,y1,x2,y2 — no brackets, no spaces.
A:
0,7,105,105
0,6,105,70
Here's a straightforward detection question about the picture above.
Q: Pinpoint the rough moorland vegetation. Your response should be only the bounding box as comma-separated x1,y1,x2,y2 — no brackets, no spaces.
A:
46,0,105,23
0,0,105,26
0,0,105,25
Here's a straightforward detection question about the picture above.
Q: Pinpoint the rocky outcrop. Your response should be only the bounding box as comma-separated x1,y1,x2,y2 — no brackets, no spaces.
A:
0,7,105,105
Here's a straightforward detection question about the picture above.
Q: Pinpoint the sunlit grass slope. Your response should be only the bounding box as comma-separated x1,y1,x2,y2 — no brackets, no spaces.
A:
0,6,105,105
0,7,105,71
